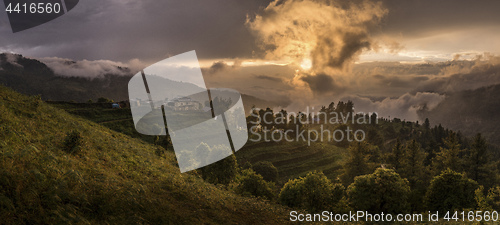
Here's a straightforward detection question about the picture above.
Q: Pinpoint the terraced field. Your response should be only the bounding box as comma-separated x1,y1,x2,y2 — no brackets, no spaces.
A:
49,102,349,182
235,140,347,183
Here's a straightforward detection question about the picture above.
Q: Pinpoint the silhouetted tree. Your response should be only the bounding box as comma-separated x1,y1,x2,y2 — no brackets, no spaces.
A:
347,168,410,214
279,171,344,212
234,169,275,200
252,161,279,183
387,139,403,171
400,140,428,212
425,169,478,214
433,132,462,174
341,142,372,185
465,133,495,188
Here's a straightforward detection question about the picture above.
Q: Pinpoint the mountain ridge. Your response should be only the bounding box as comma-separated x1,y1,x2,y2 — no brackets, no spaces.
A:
0,53,280,111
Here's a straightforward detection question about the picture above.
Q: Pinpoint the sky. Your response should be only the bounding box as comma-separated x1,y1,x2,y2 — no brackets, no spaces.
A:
1,0,500,121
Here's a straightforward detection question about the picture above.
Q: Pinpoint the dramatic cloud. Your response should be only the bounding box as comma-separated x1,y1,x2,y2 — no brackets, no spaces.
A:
255,75,283,82
300,73,344,95
202,60,241,75
39,57,140,79
0,0,270,62
341,92,446,122
415,55,500,93
2,53,23,68
247,0,387,72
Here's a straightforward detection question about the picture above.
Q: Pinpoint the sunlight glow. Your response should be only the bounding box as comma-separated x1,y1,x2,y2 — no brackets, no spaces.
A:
300,58,312,70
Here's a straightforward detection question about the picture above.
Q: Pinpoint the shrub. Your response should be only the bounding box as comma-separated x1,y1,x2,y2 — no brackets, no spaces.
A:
487,186,500,211
347,168,410,214
200,151,238,185
425,169,478,214
234,169,275,200
63,131,83,154
97,97,113,103
252,161,279,182
279,171,344,212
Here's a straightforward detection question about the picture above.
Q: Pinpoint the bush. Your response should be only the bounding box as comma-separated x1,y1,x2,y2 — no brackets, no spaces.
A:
234,169,275,200
252,161,279,182
63,131,83,154
279,171,344,212
97,97,113,103
425,169,478,214
200,151,238,185
487,186,500,211
347,168,410,214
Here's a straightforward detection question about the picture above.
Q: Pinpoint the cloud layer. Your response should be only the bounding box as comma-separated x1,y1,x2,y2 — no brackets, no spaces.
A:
39,57,135,79
247,0,387,72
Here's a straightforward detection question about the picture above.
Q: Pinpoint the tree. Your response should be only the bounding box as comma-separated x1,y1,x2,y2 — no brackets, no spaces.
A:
387,139,403,171
400,140,428,212
347,168,410,214
423,118,430,130
97,97,113,103
425,169,478,214
252,161,279,183
370,112,377,125
200,152,238,185
486,186,500,211
275,109,288,130
433,132,462,174
366,128,384,149
279,171,344,212
234,169,275,200
341,142,371,185
400,140,427,187
465,133,494,187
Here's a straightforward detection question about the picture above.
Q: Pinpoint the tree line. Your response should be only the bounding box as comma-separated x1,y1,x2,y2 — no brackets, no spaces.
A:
158,100,500,216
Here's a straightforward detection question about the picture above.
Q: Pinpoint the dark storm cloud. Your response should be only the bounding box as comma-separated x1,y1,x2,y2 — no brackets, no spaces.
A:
1,0,499,64
0,0,272,63
300,73,344,95
371,74,429,89
202,60,242,75
254,75,282,82
381,0,500,36
414,58,500,93
315,32,371,69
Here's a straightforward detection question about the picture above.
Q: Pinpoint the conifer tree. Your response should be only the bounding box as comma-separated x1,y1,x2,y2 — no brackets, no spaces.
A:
434,132,462,174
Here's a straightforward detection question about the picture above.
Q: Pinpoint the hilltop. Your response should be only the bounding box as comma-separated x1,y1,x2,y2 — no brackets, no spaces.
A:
0,53,281,111
420,84,500,146
0,85,292,224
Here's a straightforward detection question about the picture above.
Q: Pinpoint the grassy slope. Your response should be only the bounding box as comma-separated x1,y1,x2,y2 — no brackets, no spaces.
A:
236,141,347,184
0,86,293,224
47,102,349,184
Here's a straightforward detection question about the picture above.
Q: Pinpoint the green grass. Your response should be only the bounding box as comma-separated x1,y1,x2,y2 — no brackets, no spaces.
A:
49,101,350,184
1,86,489,224
0,86,294,224
236,139,347,184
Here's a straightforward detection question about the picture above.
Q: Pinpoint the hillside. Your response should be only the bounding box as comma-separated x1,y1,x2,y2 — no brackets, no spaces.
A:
0,53,281,111
0,85,292,224
419,84,500,146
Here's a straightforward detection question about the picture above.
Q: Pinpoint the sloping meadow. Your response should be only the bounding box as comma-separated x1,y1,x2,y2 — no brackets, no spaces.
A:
0,85,291,224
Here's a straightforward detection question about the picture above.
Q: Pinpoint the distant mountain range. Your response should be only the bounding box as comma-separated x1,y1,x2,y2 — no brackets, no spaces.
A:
4,53,499,145
419,84,500,146
0,53,279,112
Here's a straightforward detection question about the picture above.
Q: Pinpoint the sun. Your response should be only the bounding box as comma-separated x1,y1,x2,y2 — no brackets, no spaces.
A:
300,58,312,70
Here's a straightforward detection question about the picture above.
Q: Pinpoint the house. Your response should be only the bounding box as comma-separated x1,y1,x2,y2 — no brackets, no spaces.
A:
166,97,201,111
